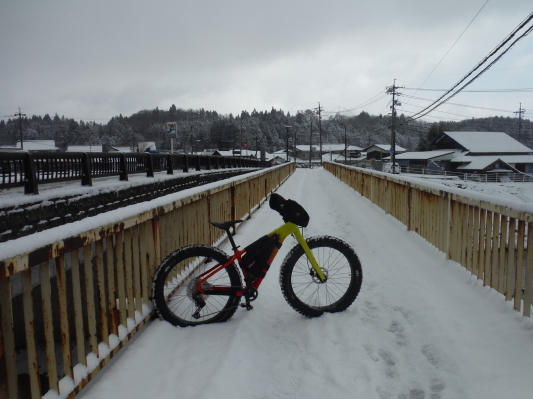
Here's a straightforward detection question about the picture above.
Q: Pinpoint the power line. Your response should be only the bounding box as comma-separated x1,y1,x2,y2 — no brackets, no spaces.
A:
409,11,533,120
413,0,490,96
401,94,517,113
322,92,388,114
404,87,533,93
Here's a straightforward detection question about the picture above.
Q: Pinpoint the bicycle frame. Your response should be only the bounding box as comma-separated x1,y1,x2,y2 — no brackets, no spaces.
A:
195,221,327,297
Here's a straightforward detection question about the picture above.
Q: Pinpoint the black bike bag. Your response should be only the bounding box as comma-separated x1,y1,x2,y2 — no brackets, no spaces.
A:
240,234,280,278
269,193,310,227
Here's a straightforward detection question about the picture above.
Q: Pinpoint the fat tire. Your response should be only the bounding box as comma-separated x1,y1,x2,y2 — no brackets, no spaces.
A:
279,236,362,317
152,245,242,327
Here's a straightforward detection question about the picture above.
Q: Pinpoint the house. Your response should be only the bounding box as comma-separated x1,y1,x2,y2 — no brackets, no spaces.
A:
430,131,533,173
363,144,406,160
387,150,455,172
0,140,60,152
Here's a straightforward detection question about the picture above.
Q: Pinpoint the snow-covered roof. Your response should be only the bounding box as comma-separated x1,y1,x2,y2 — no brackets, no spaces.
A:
363,144,406,153
393,150,454,161
14,140,59,151
455,157,512,171
451,153,533,164
66,145,102,152
441,132,532,154
312,144,362,152
111,146,132,152
452,154,533,172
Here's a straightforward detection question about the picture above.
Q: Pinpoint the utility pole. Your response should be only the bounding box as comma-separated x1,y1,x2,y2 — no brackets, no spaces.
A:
309,121,313,169
386,80,403,172
284,125,292,162
314,102,323,165
4,108,26,149
514,103,526,141
339,123,347,164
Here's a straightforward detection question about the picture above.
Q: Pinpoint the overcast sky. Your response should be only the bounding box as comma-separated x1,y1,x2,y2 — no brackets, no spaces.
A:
1,0,532,124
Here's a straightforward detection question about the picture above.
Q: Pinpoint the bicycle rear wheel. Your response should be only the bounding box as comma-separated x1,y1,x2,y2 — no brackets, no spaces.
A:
152,245,243,327
279,236,362,317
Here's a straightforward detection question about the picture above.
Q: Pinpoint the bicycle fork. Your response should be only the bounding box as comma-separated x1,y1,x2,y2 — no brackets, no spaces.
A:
273,222,328,283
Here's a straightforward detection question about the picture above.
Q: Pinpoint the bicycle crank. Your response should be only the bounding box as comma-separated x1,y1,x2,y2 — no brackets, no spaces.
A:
240,287,258,310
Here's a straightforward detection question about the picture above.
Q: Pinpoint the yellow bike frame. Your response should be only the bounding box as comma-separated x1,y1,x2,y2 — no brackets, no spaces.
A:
268,222,327,282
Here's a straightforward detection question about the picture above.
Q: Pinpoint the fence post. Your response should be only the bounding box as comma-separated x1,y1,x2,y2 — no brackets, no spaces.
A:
81,152,93,186
183,155,189,173
146,154,154,177
196,155,201,171
24,152,39,194
119,153,128,181
167,154,174,175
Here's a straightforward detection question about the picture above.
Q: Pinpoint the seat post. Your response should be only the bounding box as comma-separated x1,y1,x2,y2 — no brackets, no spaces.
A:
226,229,239,251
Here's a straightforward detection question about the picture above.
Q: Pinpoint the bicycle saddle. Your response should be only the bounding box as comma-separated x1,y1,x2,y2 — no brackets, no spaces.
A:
269,193,310,227
210,220,243,231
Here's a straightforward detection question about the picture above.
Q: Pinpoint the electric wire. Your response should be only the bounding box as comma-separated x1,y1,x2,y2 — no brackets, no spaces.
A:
401,94,517,113
408,12,533,120
322,92,388,114
413,0,490,96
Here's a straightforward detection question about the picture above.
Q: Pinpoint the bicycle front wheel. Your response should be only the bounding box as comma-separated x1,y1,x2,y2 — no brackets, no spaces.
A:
152,245,243,327
279,236,362,317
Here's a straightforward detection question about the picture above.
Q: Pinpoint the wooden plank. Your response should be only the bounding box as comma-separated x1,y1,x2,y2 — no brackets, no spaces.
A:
459,203,467,266
490,213,500,291
523,223,533,317
466,205,474,272
124,228,135,320
138,223,149,306
514,220,526,311
472,207,481,277
105,236,119,337
40,262,59,392
483,211,493,286
446,199,455,260
21,269,41,398
0,277,19,399
95,240,109,345
498,216,509,295
115,232,127,328
56,255,73,378
83,245,98,355
506,218,517,301
477,210,487,280
132,226,142,314
70,250,86,366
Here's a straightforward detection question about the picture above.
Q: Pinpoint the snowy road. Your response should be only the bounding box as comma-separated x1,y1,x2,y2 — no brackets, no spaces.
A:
77,168,533,399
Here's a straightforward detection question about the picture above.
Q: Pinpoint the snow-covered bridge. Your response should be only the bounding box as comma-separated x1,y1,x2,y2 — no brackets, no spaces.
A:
1,164,533,399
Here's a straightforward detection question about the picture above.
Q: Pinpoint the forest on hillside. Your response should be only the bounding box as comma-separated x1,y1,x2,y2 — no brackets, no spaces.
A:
1,104,531,153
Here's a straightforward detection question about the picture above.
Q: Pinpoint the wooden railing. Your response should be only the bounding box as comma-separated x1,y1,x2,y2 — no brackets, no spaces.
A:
0,162,295,399
324,162,533,318
0,152,259,194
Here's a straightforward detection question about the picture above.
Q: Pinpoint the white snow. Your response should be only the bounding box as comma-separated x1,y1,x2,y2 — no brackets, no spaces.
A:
443,132,532,154
74,168,533,399
0,168,261,261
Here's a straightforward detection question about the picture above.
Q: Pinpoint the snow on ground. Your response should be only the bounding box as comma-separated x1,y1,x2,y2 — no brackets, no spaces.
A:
75,168,533,399
401,174,533,205
0,168,255,208
437,179,533,204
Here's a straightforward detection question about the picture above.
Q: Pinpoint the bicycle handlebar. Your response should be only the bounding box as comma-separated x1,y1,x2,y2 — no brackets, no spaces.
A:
269,193,310,227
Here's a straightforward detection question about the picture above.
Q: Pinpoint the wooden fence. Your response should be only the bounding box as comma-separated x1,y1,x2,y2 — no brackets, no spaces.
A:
324,162,533,318
0,151,259,195
0,162,295,399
